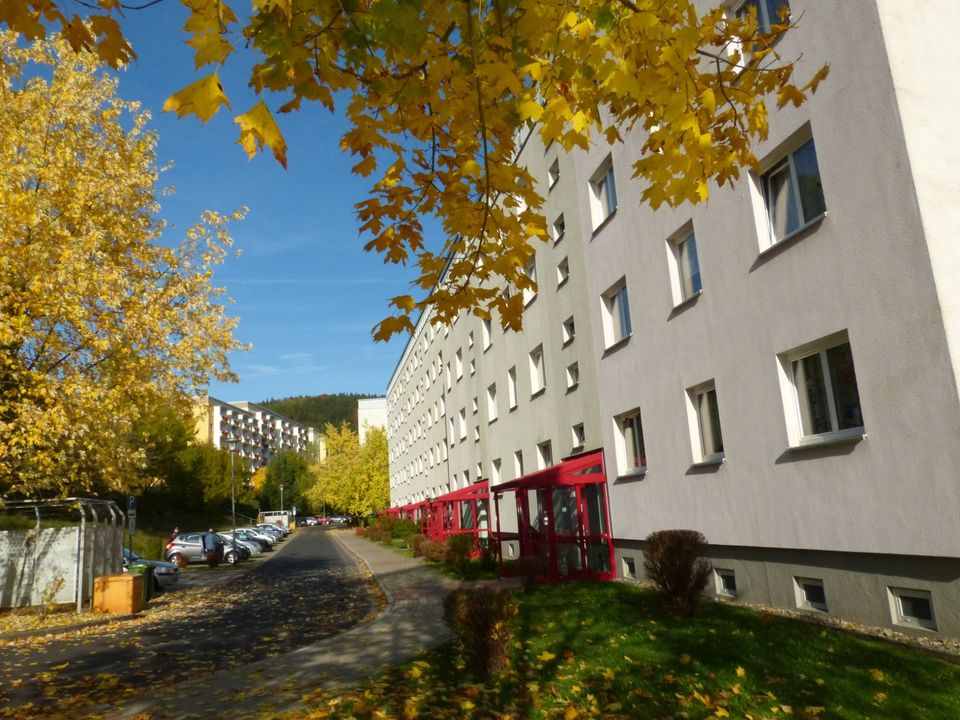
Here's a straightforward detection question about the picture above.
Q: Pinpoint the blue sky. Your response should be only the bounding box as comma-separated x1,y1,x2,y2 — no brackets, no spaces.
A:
113,4,415,402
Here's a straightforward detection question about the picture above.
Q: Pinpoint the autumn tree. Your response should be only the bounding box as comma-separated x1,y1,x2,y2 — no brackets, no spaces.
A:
1,1,827,337
0,32,245,499
259,449,315,512
307,423,388,518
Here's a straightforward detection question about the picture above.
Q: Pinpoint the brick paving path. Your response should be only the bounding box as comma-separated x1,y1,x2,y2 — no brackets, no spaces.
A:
115,530,462,719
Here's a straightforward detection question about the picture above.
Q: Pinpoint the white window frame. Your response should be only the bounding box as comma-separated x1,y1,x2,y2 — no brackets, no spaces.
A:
794,576,828,613
471,396,478,415
487,383,498,423
589,156,618,231
686,380,724,464
514,450,524,479
455,349,463,380
758,134,826,249
547,157,560,189
529,344,546,396
571,422,585,452
557,257,570,288
614,408,647,476
458,408,467,442
715,568,738,598
888,587,937,631
666,223,703,306
522,255,538,306
552,213,566,243
777,332,864,448
481,317,492,350
491,457,502,485
469,357,476,376
507,366,518,409
562,316,576,346
622,556,637,579
734,0,790,34
566,362,580,390
601,278,632,349
536,440,553,470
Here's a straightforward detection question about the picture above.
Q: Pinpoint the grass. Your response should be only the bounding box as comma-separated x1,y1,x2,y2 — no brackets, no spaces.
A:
282,581,960,720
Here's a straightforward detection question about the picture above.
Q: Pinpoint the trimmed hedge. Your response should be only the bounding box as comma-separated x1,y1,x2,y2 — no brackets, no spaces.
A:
643,529,712,617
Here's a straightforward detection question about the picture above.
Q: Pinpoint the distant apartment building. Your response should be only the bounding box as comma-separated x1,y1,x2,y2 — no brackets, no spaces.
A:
386,1,960,637
357,397,388,445
194,396,318,469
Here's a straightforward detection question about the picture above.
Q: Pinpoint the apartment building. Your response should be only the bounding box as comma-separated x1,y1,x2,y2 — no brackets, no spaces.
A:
386,1,960,637
357,397,388,445
194,397,318,469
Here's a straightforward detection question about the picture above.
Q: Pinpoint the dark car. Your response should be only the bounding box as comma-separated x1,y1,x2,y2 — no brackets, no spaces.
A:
165,531,240,566
122,548,180,591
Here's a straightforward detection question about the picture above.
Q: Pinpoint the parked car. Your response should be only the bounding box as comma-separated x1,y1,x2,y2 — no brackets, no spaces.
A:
122,548,180,591
257,522,289,537
217,532,256,559
165,531,240,566
229,529,272,551
297,515,318,526
237,527,278,546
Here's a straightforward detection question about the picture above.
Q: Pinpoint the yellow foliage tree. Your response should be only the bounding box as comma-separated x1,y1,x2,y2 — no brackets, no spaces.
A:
308,423,388,518
0,1,828,337
0,32,245,498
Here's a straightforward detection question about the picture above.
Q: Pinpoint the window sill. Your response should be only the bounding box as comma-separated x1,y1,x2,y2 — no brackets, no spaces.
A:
591,208,618,238
488,418,498,426
602,334,631,356
530,388,546,401
787,429,866,452
671,289,703,313
562,337,575,348
759,212,827,257
557,276,569,290
554,232,565,245
565,383,579,394
691,456,725,468
616,468,647,482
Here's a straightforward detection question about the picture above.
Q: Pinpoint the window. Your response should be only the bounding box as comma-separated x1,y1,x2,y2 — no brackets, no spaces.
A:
571,423,585,451
762,137,826,246
487,383,498,422
467,330,474,348
589,156,618,230
615,409,647,475
669,229,702,304
782,336,863,444
547,158,560,188
601,279,632,348
471,396,478,414
795,577,828,613
552,214,566,243
522,255,538,306
448,419,456,447
445,362,451,390
529,345,546,395
491,458,502,484
715,569,737,597
458,408,467,441
689,381,724,462
514,450,524,478
455,349,463,380
469,358,476,376
537,440,553,469
557,257,570,287
736,0,790,33
888,588,937,631
482,317,492,350
622,556,637,579
562,316,576,345
507,366,518,409
566,362,580,390
474,425,480,443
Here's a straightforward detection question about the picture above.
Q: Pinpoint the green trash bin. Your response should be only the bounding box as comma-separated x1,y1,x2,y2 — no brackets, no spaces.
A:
127,563,154,604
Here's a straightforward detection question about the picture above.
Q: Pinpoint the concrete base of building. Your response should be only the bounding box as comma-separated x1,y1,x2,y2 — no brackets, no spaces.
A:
614,540,960,639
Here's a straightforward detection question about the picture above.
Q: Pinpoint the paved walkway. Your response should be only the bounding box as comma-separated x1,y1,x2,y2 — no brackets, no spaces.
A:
115,530,464,719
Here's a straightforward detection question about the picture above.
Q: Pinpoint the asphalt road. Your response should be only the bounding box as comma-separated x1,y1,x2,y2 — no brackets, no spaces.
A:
0,528,376,719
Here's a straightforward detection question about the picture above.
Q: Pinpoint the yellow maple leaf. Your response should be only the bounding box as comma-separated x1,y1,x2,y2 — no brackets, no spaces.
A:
537,650,556,662
601,668,615,680
868,668,885,683
736,666,746,678
563,706,578,720
163,72,230,123
234,100,288,167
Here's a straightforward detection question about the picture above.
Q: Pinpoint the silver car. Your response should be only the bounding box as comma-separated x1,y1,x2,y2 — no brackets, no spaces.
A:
122,548,180,591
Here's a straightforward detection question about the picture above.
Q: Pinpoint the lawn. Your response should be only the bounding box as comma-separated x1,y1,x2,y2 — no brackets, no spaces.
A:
280,581,960,720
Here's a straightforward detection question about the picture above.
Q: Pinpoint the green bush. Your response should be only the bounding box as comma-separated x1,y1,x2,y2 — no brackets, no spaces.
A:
420,539,445,562
444,534,474,570
642,529,712,617
444,587,519,677
366,526,382,542
380,530,392,545
388,518,418,540
131,533,167,560
410,533,426,558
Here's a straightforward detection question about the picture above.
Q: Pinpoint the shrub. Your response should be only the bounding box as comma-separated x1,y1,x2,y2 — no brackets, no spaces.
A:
366,526,382,542
514,556,544,592
444,587,519,677
420,539,445,562
444,534,474,571
410,533,426,558
478,538,498,572
642,529,712,617
355,526,366,537
388,518,418,541
380,530,393,545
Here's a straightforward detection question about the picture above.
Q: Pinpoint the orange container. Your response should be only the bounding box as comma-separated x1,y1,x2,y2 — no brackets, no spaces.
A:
93,573,143,614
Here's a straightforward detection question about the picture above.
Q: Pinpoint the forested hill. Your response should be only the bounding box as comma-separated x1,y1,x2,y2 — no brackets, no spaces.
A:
258,393,376,432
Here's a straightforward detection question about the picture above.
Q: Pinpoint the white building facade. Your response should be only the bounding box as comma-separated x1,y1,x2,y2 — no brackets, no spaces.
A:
386,1,960,637
194,397,318,469
357,397,388,445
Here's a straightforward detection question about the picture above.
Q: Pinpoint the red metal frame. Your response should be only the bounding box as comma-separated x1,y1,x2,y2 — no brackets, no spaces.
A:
492,450,615,582
384,481,491,557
